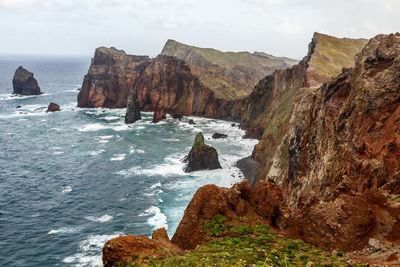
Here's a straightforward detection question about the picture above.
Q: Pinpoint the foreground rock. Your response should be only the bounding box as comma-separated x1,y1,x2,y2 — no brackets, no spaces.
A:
152,109,166,123
183,132,221,172
103,228,182,266
12,66,41,95
212,132,228,139
46,102,60,112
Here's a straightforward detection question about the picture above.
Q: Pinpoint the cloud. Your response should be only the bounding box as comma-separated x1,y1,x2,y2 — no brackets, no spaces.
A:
274,19,302,34
0,0,36,8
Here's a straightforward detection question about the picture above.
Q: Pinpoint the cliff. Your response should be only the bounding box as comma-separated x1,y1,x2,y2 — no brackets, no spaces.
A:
77,47,150,108
77,40,297,111
161,39,298,99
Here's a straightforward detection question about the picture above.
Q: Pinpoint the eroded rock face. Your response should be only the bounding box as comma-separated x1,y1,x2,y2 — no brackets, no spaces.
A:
78,47,150,108
265,33,400,250
183,132,221,172
171,180,289,250
46,102,60,112
12,66,41,95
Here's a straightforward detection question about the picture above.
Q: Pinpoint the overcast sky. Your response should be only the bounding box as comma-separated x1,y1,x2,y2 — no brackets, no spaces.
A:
0,0,398,59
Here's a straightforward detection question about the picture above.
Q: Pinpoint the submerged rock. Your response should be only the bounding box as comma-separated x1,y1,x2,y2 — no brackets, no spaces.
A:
188,119,195,125
46,102,60,112
12,66,41,95
16,105,22,109
152,109,166,123
172,113,183,119
212,132,228,139
183,132,221,172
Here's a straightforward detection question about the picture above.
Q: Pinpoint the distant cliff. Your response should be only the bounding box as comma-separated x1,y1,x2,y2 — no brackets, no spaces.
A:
161,39,298,99
77,41,298,110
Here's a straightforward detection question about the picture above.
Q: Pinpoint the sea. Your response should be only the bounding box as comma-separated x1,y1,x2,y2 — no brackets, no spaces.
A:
0,55,258,266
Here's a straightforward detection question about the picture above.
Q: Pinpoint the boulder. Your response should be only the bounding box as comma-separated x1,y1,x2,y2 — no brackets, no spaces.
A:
212,132,228,139
46,102,60,112
183,132,221,172
16,105,22,109
103,230,182,267
188,119,195,125
13,66,41,95
152,109,166,123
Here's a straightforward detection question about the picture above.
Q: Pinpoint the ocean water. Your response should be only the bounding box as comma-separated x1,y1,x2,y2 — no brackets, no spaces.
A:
0,56,258,266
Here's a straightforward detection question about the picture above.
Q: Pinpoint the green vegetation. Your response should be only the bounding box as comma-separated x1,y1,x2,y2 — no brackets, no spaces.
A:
144,215,353,266
192,132,211,152
309,33,368,80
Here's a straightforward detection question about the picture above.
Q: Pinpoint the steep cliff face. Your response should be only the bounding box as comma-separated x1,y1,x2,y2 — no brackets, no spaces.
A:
246,33,367,182
161,39,298,99
265,33,400,251
77,47,150,108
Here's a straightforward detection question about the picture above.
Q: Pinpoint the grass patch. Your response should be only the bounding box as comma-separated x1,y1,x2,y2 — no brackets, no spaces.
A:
144,216,350,266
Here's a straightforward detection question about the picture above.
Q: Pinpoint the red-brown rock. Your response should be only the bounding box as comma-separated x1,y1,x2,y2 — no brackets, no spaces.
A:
152,109,166,123
46,102,60,112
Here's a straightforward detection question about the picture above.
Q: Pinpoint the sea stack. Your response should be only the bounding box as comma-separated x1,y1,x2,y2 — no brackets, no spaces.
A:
183,132,221,172
12,66,41,95
125,85,141,124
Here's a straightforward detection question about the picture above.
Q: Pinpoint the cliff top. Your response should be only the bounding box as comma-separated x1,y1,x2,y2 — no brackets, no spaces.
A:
308,32,368,84
162,39,298,69
161,39,298,100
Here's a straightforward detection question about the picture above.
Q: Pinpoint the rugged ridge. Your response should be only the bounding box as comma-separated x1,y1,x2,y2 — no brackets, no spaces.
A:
161,39,298,99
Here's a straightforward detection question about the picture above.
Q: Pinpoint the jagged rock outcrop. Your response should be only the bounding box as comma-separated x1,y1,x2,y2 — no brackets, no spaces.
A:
183,132,221,172
152,109,166,123
12,66,41,95
46,102,60,112
77,47,150,108
170,180,288,250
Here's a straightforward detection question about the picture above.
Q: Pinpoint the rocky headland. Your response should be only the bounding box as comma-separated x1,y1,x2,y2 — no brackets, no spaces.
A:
12,66,41,95
75,32,400,265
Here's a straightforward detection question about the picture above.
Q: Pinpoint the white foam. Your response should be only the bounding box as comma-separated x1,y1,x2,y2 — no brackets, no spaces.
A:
78,123,109,132
110,154,126,161
89,149,105,156
98,140,109,143
63,232,123,267
48,226,82,235
85,214,113,223
52,151,64,155
139,206,168,230
103,116,120,121
62,186,72,193
161,138,180,142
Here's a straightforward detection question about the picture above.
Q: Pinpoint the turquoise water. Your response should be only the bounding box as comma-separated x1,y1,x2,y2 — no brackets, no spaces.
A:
0,56,257,266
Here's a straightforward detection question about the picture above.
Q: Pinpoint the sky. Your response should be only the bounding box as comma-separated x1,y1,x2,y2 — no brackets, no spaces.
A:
0,0,399,59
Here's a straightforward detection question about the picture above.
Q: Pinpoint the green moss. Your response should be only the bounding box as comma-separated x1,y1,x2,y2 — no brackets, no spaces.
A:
191,132,210,152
